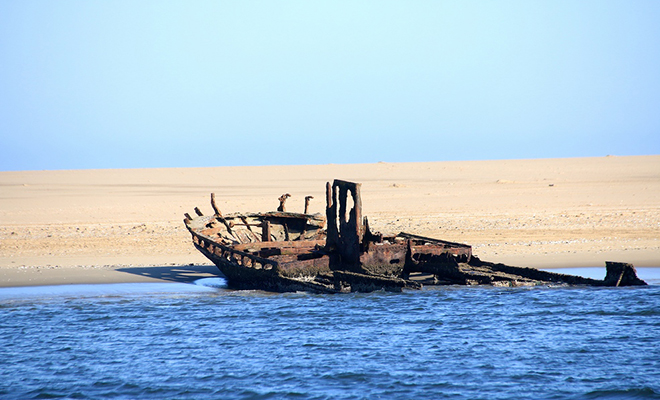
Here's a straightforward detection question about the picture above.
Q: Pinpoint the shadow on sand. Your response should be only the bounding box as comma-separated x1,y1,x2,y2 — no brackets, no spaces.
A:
116,265,222,284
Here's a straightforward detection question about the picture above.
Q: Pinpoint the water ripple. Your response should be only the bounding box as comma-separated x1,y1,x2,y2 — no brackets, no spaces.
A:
1,282,659,399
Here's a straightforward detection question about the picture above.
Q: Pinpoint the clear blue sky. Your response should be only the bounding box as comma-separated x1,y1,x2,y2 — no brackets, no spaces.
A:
1,1,659,171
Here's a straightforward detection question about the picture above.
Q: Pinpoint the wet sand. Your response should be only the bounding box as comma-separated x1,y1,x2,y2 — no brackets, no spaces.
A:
1,156,658,287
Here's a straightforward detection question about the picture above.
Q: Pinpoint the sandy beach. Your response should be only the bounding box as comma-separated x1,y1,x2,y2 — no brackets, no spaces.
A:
1,155,658,287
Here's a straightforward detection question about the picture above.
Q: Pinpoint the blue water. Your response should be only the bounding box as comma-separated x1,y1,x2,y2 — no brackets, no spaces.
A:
1,272,660,400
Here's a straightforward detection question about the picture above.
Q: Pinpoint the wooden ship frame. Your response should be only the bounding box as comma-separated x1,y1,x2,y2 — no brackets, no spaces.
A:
184,180,646,293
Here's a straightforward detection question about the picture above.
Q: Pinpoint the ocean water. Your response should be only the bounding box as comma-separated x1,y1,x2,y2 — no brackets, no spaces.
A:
1,270,659,400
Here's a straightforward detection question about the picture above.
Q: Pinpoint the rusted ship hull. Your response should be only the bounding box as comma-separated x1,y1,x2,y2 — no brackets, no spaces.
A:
189,225,418,293
185,180,646,293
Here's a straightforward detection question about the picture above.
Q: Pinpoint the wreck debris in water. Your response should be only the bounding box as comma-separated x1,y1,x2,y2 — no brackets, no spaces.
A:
184,179,647,293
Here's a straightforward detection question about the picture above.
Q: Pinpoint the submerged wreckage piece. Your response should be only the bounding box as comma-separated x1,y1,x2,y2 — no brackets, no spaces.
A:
184,180,647,293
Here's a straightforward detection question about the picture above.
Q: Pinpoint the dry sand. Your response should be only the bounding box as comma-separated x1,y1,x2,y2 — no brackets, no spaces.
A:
1,156,658,287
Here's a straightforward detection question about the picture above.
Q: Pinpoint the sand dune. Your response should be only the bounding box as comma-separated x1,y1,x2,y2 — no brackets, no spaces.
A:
1,156,658,286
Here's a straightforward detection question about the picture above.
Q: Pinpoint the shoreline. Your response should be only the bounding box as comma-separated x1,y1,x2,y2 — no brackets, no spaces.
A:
1,156,658,288
0,263,220,288
1,263,658,289
1,248,658,288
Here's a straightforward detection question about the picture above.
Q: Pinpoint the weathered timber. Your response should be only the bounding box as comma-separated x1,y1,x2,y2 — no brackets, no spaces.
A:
210,193,222,217
277,193,291,212
184,179,647,293
304,196,314,214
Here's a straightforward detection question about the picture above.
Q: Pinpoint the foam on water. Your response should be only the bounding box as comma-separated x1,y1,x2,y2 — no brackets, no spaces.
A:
194,277,228,289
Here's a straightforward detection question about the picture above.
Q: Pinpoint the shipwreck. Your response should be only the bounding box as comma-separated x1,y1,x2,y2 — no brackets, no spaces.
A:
184,179,647,293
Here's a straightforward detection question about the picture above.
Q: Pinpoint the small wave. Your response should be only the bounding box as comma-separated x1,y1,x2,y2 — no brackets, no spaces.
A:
2,279,659,400
583,387,659,399
321,371,372,382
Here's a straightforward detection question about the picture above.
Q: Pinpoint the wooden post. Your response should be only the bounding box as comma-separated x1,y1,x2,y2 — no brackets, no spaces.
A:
210,193,223,217
304,196,313,214
261,220,271,242
277,193,291,212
